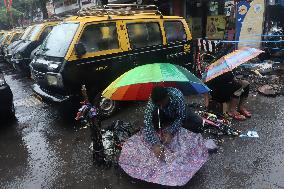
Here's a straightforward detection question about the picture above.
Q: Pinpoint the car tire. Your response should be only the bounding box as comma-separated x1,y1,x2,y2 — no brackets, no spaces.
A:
93,95,118,118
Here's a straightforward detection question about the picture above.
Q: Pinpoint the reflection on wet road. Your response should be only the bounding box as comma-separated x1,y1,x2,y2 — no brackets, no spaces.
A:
1,68,61,189
0,62,284,189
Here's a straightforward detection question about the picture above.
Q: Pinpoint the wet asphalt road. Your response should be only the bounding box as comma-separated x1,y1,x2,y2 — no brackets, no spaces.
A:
0,62,284,189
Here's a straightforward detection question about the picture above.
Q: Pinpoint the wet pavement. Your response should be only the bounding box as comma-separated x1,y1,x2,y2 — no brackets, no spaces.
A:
0,62,284,189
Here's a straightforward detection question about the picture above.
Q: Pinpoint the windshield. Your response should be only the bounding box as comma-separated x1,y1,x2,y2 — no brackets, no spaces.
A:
5,34,12,44
11,33,22,43
40,23,79,58
21,26,34,40
0,33,8,44
26,24,44,41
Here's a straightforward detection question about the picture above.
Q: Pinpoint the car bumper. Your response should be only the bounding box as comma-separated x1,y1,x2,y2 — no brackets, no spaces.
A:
32,84,71,103
12,58,31,73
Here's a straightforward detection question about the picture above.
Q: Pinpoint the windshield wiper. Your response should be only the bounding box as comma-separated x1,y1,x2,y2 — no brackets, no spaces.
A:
40,46,49,54
41,47,49,52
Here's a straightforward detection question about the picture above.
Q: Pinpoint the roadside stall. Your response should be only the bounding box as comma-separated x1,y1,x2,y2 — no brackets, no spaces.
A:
185,0,266,53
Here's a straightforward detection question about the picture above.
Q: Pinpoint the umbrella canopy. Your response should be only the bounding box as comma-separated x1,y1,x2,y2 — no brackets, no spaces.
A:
202,47,264,82
102,63,210,101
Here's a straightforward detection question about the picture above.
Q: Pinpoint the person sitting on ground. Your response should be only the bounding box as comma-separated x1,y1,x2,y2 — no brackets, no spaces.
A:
118,86,209,186
205,71,251,120
144,86,206,157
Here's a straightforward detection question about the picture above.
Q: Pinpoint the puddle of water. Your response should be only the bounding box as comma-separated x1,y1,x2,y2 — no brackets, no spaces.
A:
3,122,61,189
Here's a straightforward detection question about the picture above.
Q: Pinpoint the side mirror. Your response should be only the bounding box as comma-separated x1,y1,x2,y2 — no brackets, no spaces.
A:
34,48,40,56
75,42,86,57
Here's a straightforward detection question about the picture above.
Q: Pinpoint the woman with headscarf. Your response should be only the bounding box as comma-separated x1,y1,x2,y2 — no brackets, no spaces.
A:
119,87,209,186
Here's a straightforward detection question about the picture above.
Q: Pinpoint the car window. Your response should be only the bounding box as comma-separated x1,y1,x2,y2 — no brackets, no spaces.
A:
21,26,33,40
11,33,21,43
79,22,119,53
0,33,8,44
40,23,79,58
27,24,44,41
164,21,187,43
0,34,6,44
39,26,54,42
127,22,162,49
5,34,12,43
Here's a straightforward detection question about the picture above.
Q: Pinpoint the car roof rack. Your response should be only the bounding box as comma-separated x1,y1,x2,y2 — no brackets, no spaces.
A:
42,15,64,23
77,4,163,18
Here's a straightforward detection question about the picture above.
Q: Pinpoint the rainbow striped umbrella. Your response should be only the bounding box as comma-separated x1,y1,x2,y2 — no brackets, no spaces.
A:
202,47,264,82
102,63,210,101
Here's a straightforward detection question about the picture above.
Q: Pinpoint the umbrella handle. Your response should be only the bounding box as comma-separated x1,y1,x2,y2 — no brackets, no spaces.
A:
81,85,90,103
157,108,164,143
158,108,161,130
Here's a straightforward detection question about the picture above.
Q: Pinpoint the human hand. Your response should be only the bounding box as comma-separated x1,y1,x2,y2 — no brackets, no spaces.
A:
152,144,165,160
161,132,173,145
204,93,210,109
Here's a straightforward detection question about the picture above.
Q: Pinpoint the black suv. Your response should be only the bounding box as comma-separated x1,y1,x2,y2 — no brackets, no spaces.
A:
0,72,14,119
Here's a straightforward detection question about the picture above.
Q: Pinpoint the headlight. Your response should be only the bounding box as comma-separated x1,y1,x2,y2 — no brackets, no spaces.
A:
47,62,62,72
14,52,23,60
46,73,63,87
47,75,57,86
48,63,59,69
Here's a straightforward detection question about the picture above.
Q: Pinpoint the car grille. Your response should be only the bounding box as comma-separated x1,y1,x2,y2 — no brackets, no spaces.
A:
31,68,46,81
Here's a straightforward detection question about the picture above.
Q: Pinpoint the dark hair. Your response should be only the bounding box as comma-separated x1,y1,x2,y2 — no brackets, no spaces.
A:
151,86,168,104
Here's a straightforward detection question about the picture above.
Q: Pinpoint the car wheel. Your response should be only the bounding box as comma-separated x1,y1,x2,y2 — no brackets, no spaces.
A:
98,97,118,118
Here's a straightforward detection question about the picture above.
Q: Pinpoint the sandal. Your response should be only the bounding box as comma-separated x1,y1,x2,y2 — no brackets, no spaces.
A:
228,112,246,121
239,109,252,118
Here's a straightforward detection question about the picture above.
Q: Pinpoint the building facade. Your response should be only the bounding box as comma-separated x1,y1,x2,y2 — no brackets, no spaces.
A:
46,0,277,49
168,0,268,49
48,0,138,15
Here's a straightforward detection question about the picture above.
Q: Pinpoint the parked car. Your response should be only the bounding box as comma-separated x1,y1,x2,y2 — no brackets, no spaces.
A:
2,30,23,63
5,30,22,46
30,4,193,116
0,32,12,61
5,26,35,64
0,31,8,45
0,31,6,40
0,72,14,119
12,21,58,75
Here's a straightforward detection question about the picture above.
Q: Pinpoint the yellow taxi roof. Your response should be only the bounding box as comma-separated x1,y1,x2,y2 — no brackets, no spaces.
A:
11,29,23,33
